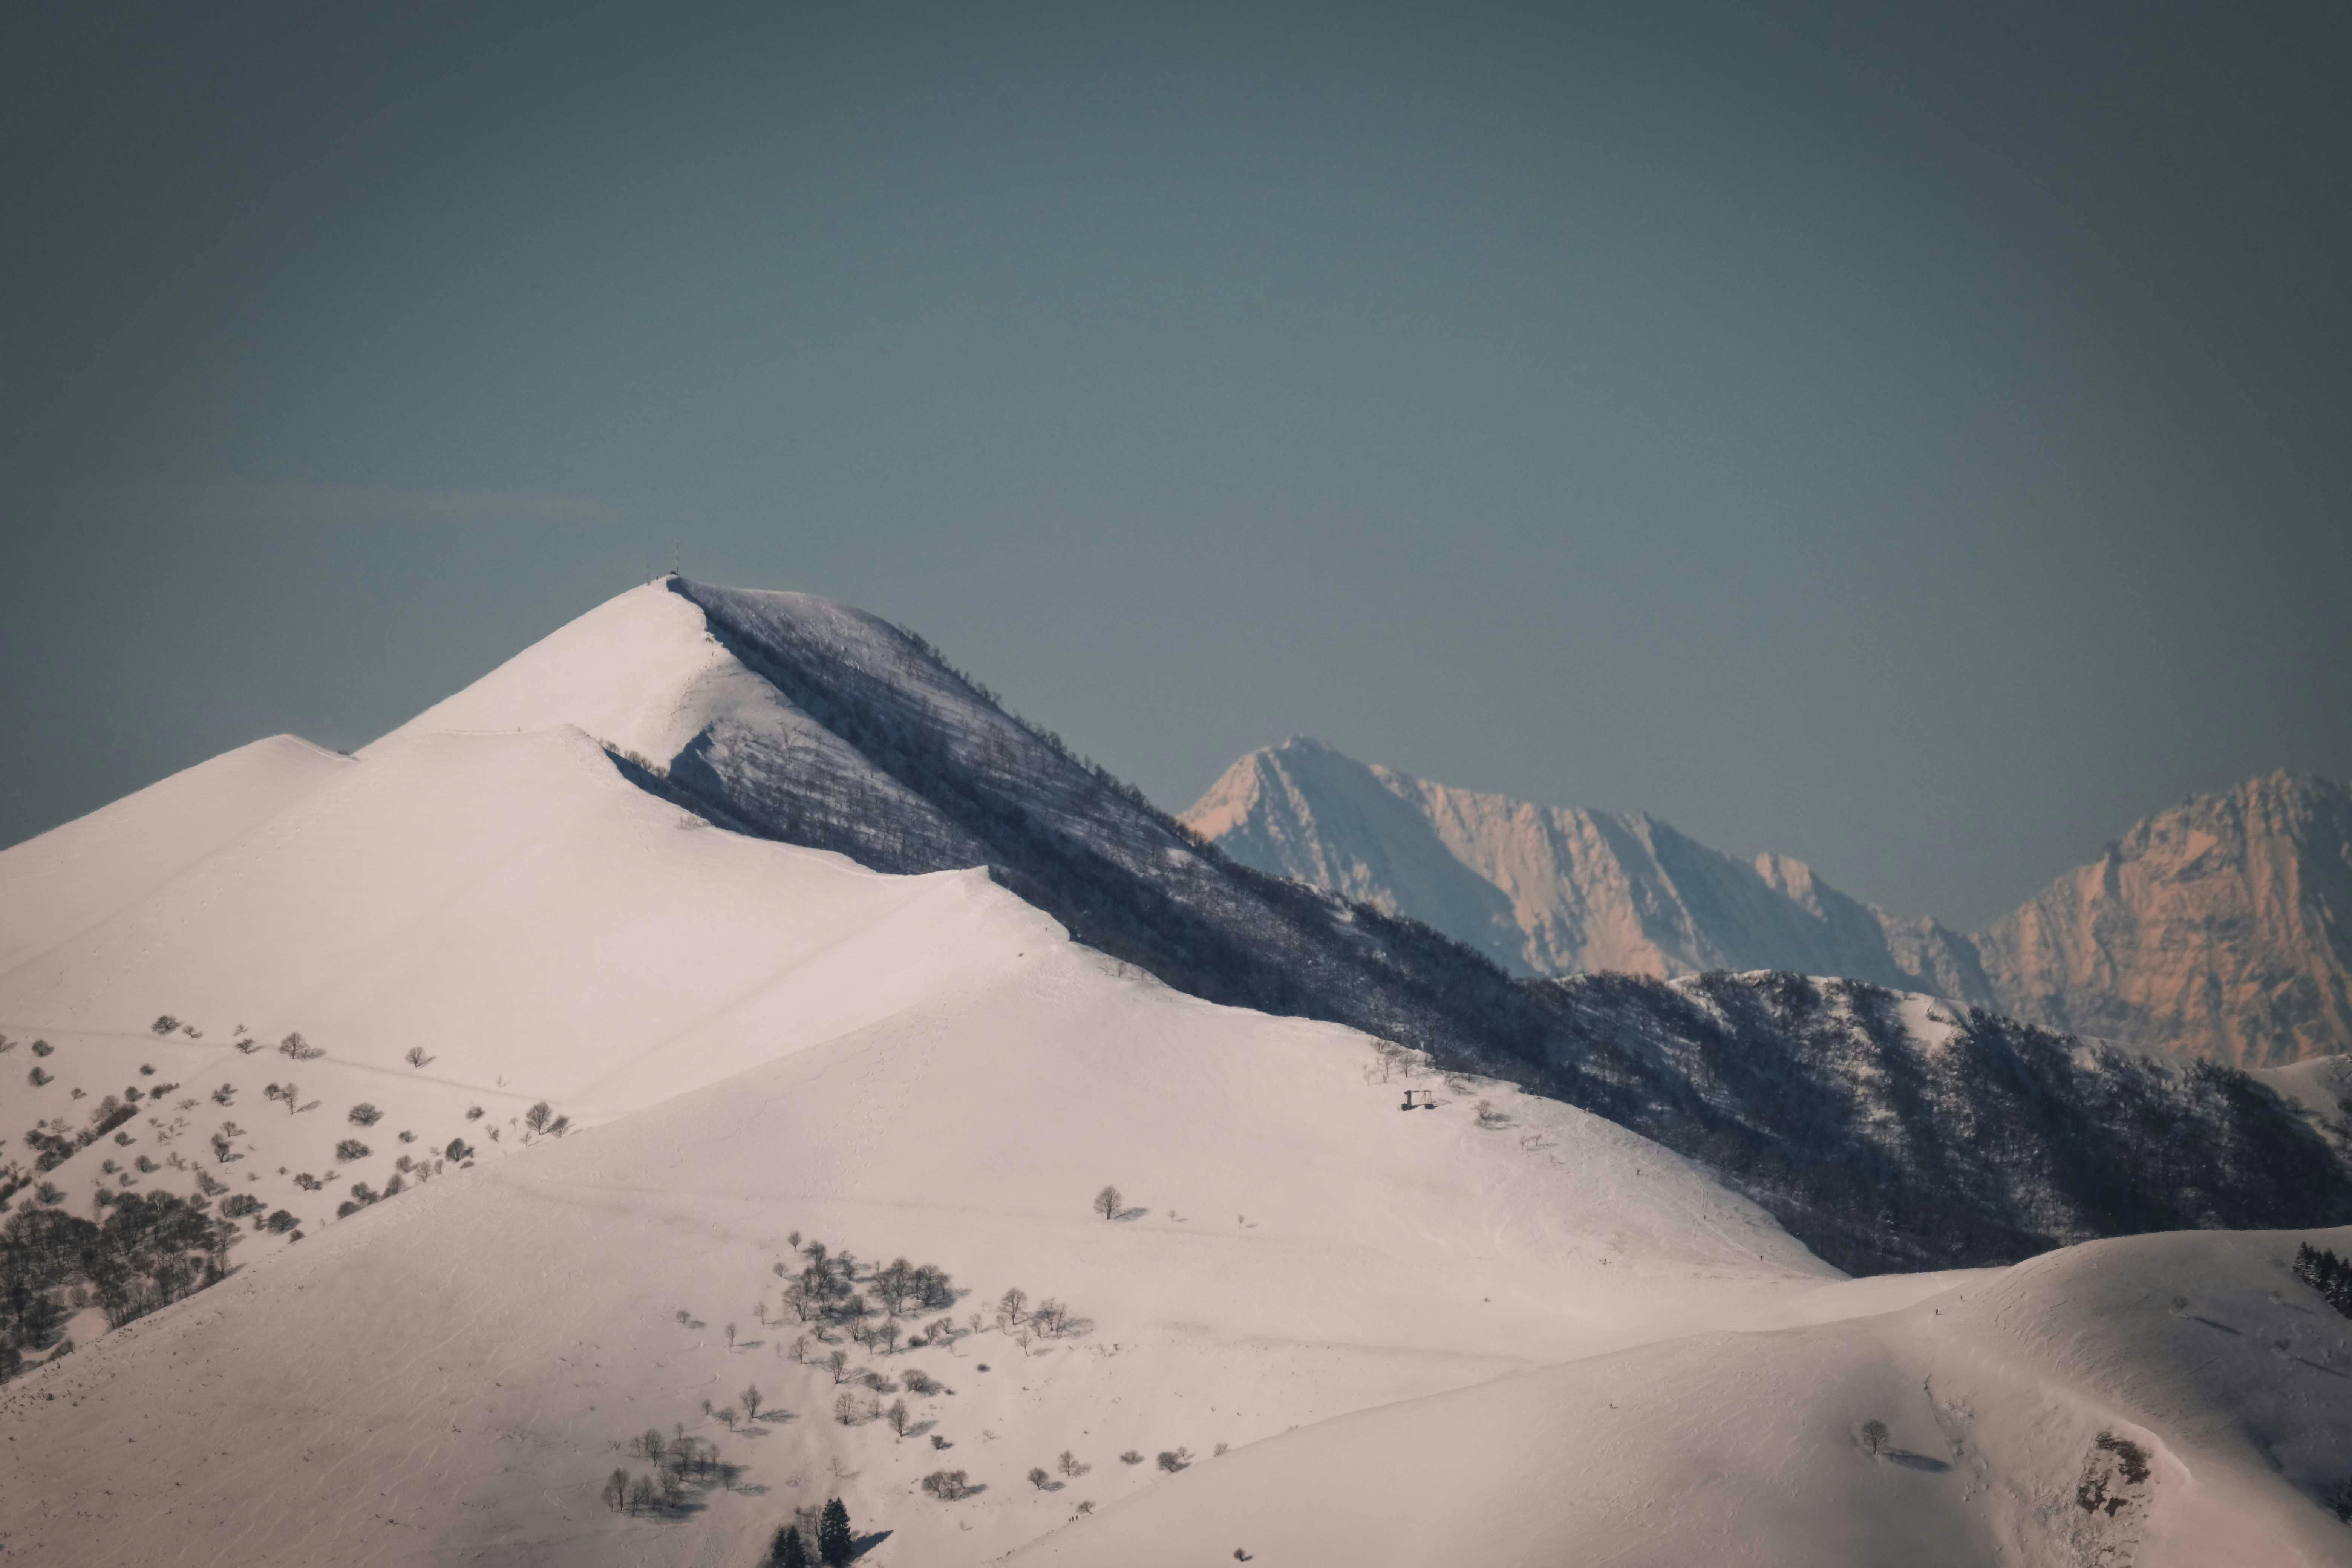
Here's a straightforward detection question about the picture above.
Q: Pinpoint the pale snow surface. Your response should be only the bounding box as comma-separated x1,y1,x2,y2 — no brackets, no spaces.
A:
1,581,2346,1566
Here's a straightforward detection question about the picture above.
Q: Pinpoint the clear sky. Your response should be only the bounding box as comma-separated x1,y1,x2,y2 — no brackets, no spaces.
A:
5,0,2346,929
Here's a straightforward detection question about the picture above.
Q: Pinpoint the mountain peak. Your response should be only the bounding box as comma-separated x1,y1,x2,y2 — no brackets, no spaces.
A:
1184,739,1952,988
1184,737,2352,1064
1975,768,2352,1064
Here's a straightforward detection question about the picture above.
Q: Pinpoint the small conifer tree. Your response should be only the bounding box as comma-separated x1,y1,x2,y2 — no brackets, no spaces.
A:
771,1524,811,1567
818,1496,854,1565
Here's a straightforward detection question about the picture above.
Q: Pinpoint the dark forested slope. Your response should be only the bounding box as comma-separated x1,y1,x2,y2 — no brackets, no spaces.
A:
640,579,2351,1272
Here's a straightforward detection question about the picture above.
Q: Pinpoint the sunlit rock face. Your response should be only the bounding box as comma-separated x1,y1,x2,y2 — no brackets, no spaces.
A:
1188,742,2352,1066
1974,770,2352,1067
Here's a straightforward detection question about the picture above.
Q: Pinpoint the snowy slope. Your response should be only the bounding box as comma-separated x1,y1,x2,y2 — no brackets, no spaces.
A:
0,893,1864,1567
1009,1226,2352,1568
0,723,1038,1113
406,582,2337,1276
0,735,352,977
3,579,2349,1566
0,718,1052,1251
12,577,2331,1286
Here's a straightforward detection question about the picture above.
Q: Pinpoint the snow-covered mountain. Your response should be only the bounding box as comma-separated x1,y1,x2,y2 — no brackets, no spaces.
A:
1184,737,2352,1065
3,577,2350,1565
1181,735,1980,989
449,581,2349,1272
6,580,2342,1281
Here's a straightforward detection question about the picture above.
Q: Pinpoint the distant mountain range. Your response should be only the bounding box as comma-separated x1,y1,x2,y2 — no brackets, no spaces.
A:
1182,738,2352,1067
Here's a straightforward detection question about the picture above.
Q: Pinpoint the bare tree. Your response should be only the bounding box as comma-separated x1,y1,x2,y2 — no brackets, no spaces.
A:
1095,1184,1123,1221
885,1399,911,1439
404,1046,432,1068
874,1257,914,1315
997,1287,1028,1329
1156,1448,1192,1472
742,1383,762,1421
1859,1419,1890,1458
825,1349,851,1384
1058,1450,1089,1478
1028,1466,1052,1491
921,1470,972,1500
834,1392,860,1426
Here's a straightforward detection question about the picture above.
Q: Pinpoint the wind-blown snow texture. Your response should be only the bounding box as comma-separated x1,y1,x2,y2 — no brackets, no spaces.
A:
1185,737,2352,1065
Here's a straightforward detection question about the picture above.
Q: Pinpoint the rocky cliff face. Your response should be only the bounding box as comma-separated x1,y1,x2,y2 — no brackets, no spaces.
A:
1975,772,2352,1067
1184,738,1993,996
1183,741,2351,1065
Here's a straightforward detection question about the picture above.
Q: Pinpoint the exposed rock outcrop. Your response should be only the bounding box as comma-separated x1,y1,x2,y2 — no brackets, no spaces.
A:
1184,741,2351,1065
1974,771,2352,1067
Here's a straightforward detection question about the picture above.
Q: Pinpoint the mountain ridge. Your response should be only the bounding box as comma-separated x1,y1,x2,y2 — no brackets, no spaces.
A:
1182,737,2352,1066
11,579,2341,1279
369,577,2345,1273
3,576,2349,1563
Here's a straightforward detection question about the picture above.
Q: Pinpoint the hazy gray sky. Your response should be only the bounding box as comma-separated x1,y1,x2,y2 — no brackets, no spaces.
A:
5,0,2346,929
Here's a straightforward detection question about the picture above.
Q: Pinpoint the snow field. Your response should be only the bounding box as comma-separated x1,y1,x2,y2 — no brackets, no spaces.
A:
0,902,1850,1565
1010,1226,2352,1568
5,579,2348,1568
